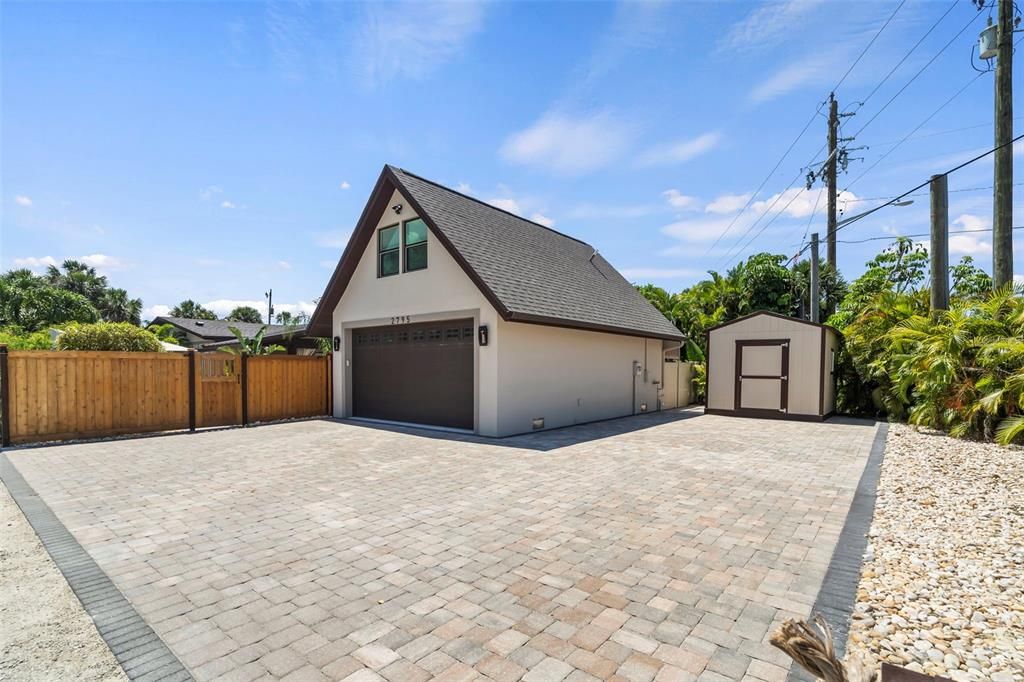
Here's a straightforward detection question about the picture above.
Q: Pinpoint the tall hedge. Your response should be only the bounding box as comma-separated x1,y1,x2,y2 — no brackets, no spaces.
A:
57,322,163,352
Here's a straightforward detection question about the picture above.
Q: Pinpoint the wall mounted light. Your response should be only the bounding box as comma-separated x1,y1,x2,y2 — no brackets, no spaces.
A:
478,325,489,346
333,336,340,352
392,203,403,215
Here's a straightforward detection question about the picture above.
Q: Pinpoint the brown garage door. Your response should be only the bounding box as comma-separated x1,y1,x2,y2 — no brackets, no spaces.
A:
352,319,474,430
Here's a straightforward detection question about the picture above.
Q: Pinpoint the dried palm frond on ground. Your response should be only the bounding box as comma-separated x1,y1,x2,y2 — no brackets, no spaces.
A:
771,615,878,682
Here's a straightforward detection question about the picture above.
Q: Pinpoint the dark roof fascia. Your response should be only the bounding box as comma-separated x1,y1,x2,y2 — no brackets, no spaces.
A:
385,166,511,320
706,310,840,335
507,311,684,342
307,171,399,336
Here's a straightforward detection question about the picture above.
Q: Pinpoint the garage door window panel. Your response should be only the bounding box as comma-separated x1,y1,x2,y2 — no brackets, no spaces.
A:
378,225,400,277
404,218,428,272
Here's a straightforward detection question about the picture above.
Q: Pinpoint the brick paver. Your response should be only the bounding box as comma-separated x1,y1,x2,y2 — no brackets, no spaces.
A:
9,410,877,680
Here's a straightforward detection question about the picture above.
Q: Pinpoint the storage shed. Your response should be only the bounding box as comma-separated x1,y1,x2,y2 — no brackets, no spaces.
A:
704,311,840,421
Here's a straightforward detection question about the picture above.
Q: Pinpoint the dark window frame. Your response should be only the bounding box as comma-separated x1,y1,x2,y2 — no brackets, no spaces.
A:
403,218,428,273
377,223,400,278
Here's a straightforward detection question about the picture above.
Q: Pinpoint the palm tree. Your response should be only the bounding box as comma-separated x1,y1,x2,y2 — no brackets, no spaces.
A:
227,306,263,324
101,288,143,325
169,299,217,320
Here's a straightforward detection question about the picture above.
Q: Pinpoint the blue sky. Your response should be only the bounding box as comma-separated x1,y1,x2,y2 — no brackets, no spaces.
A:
2,0,1022,321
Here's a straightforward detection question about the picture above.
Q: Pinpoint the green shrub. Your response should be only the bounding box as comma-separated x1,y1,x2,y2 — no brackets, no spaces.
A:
57,322,163,352
0,327,53,350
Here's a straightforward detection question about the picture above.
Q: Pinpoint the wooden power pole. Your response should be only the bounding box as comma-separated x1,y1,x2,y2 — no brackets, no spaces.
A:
826,94,839,268
930,174,950,311
993,0,1015,287
810,232,821,323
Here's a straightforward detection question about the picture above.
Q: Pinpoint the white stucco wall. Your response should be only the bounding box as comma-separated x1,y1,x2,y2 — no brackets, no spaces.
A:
707,315,824,416
331,189,502,435
494,319,665,436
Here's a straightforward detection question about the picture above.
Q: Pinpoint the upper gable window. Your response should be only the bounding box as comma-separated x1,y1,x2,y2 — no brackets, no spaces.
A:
404,218,428,272
378,224,400,277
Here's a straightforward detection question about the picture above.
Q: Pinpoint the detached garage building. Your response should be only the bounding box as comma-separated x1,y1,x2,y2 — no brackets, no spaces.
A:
308,165,684,437
704,311,839,421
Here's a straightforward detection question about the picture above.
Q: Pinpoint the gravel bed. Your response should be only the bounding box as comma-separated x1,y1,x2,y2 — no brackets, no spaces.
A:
0,481,127,682
847,423,1024,682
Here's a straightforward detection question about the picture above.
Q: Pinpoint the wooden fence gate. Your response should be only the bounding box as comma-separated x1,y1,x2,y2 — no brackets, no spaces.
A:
0,347,332,446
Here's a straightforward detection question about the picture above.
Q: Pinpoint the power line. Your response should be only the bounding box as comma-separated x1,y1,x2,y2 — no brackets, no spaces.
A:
703,0,907,259
839,71,983,191
836,225,1024,244
841,181,1024,203
850,6,985,139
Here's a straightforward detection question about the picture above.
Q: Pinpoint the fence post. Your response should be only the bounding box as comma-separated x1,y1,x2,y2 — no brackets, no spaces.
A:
187,350,196,432
0,345,10,448
241,354,249,426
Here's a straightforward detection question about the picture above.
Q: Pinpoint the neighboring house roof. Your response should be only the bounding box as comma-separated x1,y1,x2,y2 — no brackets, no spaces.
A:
200,325,309,350
159,340,189,352
151,316,291,341
706,310,840,335
309,165,683,341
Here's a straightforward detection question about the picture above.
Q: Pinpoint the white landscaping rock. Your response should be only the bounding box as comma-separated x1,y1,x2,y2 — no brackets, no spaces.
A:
846,423,1024,681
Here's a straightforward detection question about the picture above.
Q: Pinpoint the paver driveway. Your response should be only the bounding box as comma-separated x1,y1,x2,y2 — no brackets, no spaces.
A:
8,410,878,682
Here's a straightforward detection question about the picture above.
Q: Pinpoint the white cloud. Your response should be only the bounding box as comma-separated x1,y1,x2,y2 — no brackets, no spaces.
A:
719,0,824,54
199,185,223,200
637,132,721,167
340,181,351,190
145,304,171,320
352,1,485,86
14,195,32,207
749,61,827,104
277,260,292,270
706,192,753,214
619,267,701,281
662,189,697,210
488,198,522,214
79,253,126,271
500,111,635,174
456,182,472,194
315,229,352,249
201,299,317,319
12,256,58,271
530,212,555,228
949,214,992,255
221,200,237,209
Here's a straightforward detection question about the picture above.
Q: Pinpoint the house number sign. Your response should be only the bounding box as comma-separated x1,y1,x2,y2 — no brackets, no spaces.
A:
390,315,411,325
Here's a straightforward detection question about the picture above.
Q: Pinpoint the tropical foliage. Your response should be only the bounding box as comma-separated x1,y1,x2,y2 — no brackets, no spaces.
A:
0,328,53,350
636,239,1024,445
57,322,164,352
227,305,263,323
223,325,285,355
45,260,142,324
169,299,216,320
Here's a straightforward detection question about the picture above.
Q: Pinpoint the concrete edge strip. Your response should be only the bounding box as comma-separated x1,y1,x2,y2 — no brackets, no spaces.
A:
1,454,193,682
789,420,889,682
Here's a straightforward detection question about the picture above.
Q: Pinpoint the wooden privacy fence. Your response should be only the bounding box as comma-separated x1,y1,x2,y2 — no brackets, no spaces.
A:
0,346,332,446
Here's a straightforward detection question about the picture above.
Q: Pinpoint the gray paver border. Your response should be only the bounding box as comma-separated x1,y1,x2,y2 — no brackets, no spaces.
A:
788,420,888,682
1,453,193,682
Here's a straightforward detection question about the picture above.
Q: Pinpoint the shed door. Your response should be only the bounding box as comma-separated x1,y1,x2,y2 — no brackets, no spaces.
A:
352,319,474,430
735,340,789,413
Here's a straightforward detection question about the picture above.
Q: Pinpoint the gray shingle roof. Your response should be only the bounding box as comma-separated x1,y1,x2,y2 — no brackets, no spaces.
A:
153,317,291,340
390,167,682,340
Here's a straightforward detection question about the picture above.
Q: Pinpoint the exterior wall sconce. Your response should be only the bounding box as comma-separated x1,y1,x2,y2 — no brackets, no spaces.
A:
392,203,403,215
333,336,340,352
478,325,489,346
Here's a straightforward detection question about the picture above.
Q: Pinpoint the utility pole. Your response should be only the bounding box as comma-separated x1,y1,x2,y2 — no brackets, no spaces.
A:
265,289,274,324
810,232,821,323
826,93,839,268
930,174,950,311
993,0,1014,287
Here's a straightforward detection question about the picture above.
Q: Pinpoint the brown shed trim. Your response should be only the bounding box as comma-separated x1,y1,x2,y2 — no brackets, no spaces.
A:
734,338,789,413
819,327,827,416
706,309,840,335
704,407,832,422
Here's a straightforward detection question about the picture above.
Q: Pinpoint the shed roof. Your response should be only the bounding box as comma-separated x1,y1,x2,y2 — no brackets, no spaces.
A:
309,165,683,341
706,310,840,335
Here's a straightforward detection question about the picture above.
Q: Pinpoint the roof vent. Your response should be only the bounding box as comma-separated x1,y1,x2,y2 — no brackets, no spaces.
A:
195,321,205,326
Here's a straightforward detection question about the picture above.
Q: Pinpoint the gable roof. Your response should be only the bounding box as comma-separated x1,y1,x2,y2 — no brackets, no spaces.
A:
199,325,310,349
151,316,291,341
309,165,683,341
706,310,840,335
